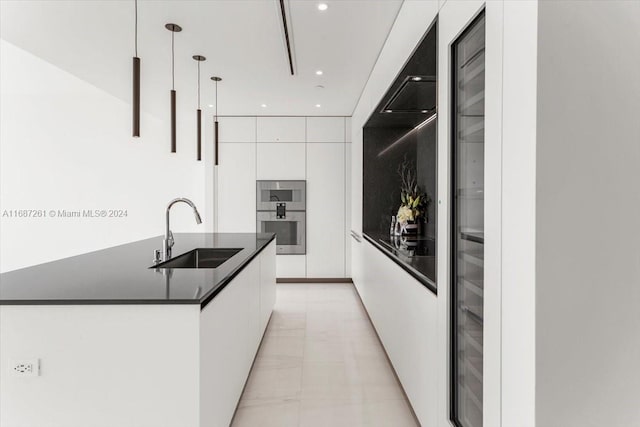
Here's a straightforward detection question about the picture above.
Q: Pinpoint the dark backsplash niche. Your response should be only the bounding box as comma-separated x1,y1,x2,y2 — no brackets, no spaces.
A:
363,122,437,238
362,18,437,240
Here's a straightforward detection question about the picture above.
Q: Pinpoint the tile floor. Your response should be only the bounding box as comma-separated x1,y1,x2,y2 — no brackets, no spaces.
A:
231,282,419,427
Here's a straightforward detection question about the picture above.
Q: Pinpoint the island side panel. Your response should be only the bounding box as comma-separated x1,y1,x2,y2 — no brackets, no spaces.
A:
259,240,277,335
0,304,200,427
200,239,276,427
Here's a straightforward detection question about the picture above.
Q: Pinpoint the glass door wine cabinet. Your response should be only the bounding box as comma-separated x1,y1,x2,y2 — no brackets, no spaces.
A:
451,11,485,427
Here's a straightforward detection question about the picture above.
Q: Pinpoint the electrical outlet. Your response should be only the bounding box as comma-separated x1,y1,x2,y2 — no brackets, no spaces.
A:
10,359,39,377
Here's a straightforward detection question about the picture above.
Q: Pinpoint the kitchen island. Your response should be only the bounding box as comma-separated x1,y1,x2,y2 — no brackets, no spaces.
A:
0,233,276,427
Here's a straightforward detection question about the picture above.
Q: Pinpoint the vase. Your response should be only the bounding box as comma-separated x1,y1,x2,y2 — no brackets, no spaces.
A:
401,220,419,236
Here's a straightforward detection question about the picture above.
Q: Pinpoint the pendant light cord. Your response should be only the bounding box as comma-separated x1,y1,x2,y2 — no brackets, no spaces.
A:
215,80,218,120
171,31,175,90
134,0,138,57
197,62,201,109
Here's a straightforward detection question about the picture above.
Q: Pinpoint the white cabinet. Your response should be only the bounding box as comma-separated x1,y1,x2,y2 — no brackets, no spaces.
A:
257,117,305,142
214,116,350,279
350,112,364,234
306,117,345,142
345,141,352,277
218,117,256,143
306,143,346,278
200,241,276,427
276,255,306,278
256,142,306,180
217,142,256,232
360,240,438,427
345,117,352,143
259,240,277,331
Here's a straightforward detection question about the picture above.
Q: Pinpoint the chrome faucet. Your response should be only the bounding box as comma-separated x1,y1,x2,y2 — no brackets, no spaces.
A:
162,198,202,261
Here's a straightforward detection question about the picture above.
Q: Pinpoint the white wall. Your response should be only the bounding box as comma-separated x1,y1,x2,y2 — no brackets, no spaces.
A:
0,41,205,272
535,2,640,426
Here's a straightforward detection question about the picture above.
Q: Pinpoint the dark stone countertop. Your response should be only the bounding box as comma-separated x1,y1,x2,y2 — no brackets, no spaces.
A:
0,233,275,308
363,231,437,295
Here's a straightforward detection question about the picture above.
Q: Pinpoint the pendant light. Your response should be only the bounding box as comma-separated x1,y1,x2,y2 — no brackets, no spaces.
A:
166,23,182,153
211,76,222,165
132,0,140,137
193,55,206,161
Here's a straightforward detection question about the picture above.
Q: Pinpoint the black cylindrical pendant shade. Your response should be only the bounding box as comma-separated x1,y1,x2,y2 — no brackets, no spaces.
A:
132,57,140,137
214,120,219,165
170,90,176,153
196,109,202,161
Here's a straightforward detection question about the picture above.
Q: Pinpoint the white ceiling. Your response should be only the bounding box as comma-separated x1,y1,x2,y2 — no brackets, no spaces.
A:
0,0,403,118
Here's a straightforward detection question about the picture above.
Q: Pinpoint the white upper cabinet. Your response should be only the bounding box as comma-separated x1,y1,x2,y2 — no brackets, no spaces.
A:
345,117,352,143
256,142,306,180
306,117,345,143
217,143,256,232
306,142,346,278
218,117,256,143
257,117,305,142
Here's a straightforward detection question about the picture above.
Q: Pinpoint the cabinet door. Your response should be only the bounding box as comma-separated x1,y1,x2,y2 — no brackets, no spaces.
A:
306,117,345,142
218,117,256,143
306,143,346,278
276,255,306,278
217,142,256,232
259,241,277,335
256,142,306,180
345,142,352,277
256,117,305,142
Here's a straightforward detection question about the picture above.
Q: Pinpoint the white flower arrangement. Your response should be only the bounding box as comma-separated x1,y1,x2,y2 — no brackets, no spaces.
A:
396,205,414,224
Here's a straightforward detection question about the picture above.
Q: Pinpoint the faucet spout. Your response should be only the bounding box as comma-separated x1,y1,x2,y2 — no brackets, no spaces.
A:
163,198,203,261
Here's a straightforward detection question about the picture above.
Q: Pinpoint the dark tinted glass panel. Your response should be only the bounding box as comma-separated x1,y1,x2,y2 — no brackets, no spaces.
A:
264,221,297,246
261,189,294,202
451,12,485,427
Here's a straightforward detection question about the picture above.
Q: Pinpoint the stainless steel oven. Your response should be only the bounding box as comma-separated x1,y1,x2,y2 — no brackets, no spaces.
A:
256,180,306,255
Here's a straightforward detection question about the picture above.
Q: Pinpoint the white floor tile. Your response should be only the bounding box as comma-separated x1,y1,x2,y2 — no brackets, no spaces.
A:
231,283,417,426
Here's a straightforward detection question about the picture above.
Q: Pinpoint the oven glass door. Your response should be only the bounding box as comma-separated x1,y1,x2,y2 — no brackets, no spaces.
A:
257,181,306,212
257,211,306,254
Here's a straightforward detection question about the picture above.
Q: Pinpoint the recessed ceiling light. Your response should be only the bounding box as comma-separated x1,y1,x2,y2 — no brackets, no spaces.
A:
315,85,325,89
315,70,323,76
208,104,214,108
317,3,328,11
261,104,267,108
384,109,393,113
411,76,422,81
315,104,321,108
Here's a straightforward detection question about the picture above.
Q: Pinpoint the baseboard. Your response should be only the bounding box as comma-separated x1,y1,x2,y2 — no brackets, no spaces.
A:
276,277,353,283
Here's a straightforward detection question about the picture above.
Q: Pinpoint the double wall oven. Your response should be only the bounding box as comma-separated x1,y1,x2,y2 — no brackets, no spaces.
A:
256,180,306,255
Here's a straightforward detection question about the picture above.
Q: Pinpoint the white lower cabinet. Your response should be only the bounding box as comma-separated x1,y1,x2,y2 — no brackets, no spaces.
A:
259,241,277,331
200,241,276,427
360,240,438,427
306,143,346,278
276,254,306,278
350,236,363,295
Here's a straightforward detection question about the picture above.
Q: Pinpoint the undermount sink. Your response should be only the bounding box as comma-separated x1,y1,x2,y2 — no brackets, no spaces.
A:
153,248,243,269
